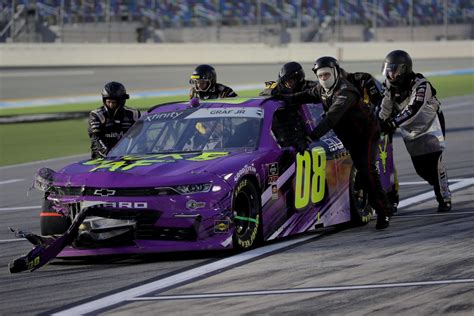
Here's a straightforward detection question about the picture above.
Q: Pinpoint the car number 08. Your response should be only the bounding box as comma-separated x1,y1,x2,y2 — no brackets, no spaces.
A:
295,147,326,209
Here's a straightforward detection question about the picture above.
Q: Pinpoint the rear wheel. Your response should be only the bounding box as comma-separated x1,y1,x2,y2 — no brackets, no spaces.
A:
232,178,263,250
40,199,71,235
349,166,374,225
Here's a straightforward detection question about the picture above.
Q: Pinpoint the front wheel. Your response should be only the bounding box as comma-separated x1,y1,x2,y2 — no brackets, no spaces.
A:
349,166,374,225
232,178,263,250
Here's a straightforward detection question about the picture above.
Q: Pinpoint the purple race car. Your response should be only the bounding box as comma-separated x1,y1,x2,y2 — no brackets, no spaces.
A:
9,97,395,272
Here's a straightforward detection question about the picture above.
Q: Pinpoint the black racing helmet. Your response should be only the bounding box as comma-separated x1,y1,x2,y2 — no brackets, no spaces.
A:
312,56,340,90
312,56,340,75
381,50,413,85
190,64,217,92
278,61,305,92
101,81,129,106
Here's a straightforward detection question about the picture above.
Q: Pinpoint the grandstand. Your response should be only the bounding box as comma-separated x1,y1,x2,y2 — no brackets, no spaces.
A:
1,0,473,43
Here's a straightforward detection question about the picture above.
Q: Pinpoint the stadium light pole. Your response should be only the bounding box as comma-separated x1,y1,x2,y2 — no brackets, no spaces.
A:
443,0,448,40
335,0,340,42
59,0,64,43
10,0,15,42
215,0,221,43
408,0,413,41
372,0,377,41
295,0,302,42
257,0,262,43
106,0,111,43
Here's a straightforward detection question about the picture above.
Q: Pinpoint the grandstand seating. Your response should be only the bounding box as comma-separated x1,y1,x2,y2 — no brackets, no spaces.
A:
2,0,472,43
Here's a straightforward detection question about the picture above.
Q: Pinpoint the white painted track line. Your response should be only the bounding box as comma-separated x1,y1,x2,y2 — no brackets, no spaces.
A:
130,279,474,301
0,179,24,185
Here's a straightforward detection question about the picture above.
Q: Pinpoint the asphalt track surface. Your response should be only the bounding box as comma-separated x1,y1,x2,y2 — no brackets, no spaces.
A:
0,64,473,315
0,58,472,101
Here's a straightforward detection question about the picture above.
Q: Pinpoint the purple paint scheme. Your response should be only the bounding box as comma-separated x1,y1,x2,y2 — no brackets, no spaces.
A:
20,97,396,262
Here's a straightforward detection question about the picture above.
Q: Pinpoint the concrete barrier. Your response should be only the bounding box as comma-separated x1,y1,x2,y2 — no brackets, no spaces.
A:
0,41,473,67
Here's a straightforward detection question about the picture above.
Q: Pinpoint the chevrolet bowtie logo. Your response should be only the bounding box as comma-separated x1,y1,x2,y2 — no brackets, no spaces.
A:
93,189,116,196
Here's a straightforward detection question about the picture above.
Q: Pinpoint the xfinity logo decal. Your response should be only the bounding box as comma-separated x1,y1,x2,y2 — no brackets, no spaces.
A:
145,112,182,121
93,189,116,196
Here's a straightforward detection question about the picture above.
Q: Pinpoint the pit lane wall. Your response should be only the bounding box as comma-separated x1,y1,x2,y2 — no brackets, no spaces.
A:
1,41,473,67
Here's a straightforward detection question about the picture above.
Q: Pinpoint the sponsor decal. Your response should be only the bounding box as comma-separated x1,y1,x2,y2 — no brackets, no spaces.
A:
271,184,278,200
268,175,278,184
233,164,257,182
82,152,229,172
322,136,344,152
378,135,389,174
186,200,206,210
214,220,230,233
268,162,278,176
101,202,148,209
144,111,183,121
105,131,124,138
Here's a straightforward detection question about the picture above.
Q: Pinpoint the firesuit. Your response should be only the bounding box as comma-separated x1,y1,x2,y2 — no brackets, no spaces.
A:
88,82,140,159
378,50,451,212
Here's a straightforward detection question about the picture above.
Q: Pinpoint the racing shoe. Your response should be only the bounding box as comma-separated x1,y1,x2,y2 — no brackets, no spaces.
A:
375,215,390,230
437,201,452,213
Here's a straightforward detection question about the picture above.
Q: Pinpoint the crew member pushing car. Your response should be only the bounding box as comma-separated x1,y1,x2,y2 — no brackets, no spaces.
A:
274,56,394,230
259,61,317,96
378,50,451,212
325,56,400,211
189,64,237,100
88,81,140,158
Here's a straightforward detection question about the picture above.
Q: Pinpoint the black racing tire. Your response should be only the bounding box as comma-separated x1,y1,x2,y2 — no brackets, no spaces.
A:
232,178,263,250
349,166,374,226
40,199,71,235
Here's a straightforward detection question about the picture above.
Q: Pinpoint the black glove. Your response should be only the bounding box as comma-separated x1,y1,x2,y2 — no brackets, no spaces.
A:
380,119,397,134
294,136,313,155
95,140,109,158
294,142,307,156
271,93,292,104
98,148,108,158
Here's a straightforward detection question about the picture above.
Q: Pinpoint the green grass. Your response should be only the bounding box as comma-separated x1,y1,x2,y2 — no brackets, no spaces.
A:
0,75,472,166
0,89,261,116
429,74,474,98
0,119,91,166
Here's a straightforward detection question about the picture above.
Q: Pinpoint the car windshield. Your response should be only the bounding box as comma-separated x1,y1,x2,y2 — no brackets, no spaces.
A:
109,107,263,156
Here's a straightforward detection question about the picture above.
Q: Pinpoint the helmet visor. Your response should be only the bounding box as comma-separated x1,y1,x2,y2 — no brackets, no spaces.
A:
382,62,407,82
282,78,297,90
191,78,211,92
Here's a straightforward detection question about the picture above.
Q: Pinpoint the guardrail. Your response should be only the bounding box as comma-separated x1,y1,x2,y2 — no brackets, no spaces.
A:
1,41,473,67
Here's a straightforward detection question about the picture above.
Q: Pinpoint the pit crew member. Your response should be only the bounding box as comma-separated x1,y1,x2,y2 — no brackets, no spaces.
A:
88,81,140,158
378,50,451,212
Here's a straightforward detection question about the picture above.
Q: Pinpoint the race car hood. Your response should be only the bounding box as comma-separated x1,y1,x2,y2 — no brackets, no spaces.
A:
52,151,259,188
